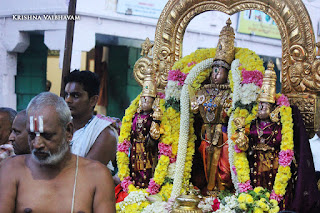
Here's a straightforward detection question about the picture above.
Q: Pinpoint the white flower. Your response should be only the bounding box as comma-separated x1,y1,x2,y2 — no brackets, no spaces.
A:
239,83,260,105
171,58,214,198
141,201,168,213
165,81,182,101
118,191,148,209
167,163,176,179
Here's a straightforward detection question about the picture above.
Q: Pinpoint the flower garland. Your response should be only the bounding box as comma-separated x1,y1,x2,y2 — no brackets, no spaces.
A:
230,68,294,205
238,187,280,213
228,59,263,193
116,94,176,211
165,47,265,199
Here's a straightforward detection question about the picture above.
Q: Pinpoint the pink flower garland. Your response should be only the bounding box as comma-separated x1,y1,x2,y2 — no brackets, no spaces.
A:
167,69,188,86
158,142,172,157
241,69,264,88
278,149,294,167
270,190,284,202
234,144,242,153
238,180,253,193
157,92,165,99
188,61,197,67
276,94,290,107
121,176,133,192
147,179,161,194
117,140,131,155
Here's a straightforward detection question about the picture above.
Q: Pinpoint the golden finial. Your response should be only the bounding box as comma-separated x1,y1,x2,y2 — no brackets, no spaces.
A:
259,60,277,103
226,17,231,26
141,37,154,57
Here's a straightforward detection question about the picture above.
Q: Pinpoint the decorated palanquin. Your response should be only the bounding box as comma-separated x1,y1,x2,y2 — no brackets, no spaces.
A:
116,0,320,212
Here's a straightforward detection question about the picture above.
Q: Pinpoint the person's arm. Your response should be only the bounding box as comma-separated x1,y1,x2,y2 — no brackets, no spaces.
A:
0,157,18,212
92,163,116,213
86,126,117,166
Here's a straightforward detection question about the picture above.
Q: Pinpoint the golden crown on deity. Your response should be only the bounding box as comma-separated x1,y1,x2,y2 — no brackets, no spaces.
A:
141,67,157,98
259,61,277,103
213,18,235,70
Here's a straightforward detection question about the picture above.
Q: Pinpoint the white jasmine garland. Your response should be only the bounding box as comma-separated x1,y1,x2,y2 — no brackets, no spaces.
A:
141,201,168,213
170,58,214,198
118,191,148,211
228,59,241,193
228,112,239,192
167,162,176,179
230,59,241,108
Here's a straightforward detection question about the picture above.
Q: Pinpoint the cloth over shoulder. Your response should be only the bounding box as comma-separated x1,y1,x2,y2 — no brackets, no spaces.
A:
70,114,116,157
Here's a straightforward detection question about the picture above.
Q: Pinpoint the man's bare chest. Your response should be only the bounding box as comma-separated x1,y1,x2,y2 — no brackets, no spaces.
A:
16,170,93,213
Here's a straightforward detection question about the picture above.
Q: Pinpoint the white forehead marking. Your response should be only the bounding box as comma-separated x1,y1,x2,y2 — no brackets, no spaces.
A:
39,116,44,133
29,116,34,132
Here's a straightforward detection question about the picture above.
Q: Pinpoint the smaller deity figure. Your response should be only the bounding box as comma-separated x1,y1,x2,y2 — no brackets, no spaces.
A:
129,75,161,189
238,62,282,190
190,19,235,194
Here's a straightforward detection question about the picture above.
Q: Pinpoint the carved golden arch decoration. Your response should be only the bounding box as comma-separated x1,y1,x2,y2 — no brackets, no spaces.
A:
134,0,320,136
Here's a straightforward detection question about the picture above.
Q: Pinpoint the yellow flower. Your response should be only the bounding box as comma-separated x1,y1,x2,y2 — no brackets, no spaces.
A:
246,194,254,203
270,199,278,207
266,192,270,198
254,186,264,193
269,206,280,213
239,203,247,210
253,207,263,213
238,193,246,203
239,109,249,117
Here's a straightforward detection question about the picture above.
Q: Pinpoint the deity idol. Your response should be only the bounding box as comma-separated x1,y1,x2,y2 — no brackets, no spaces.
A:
232,62,283,192
129,74,161,189
247,62,282,190
190,19,235,194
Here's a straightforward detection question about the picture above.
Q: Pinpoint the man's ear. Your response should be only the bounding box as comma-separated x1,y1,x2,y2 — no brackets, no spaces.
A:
66,122,74,142
89,95,99,108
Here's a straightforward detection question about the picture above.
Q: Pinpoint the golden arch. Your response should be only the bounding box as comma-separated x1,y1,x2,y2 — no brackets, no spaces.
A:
134,0,320,135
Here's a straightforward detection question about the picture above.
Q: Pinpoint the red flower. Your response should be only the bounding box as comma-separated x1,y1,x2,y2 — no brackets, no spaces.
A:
212,198,220,211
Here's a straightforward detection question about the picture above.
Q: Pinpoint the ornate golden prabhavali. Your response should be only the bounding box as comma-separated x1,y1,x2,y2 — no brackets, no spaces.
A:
133,0,320,137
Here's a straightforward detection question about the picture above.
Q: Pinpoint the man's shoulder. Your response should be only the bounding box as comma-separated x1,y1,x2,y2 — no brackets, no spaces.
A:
78,156,110,174
0,155,27,172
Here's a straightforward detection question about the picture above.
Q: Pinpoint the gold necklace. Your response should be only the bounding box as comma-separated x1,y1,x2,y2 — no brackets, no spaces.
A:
256,120,275,144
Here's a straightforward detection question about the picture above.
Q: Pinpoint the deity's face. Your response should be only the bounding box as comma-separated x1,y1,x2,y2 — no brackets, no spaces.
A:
258,102,272,121
140,96,154,113
210,65,229,84
27,106,72,165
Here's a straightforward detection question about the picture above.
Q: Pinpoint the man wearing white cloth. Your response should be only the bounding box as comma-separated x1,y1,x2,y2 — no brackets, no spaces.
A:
64,70,118,174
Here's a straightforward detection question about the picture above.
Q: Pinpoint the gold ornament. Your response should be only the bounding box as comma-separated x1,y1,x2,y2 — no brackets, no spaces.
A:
259,61,277,103
233,117,249,151
213,18,235,70
141,68,157,98
172,194,202,213
270,106,281,123
152,97,162,120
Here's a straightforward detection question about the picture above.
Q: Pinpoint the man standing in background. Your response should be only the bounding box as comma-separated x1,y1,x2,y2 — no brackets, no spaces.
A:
9,110,30,155
64,70,118,176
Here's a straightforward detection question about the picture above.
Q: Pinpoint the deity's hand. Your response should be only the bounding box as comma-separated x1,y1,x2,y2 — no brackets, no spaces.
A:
233,117,249,151
150,121,161,140
189,85,199,114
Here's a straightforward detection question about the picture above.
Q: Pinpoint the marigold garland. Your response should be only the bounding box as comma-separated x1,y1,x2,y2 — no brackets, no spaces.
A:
116,95,174,211
118,46,268,212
